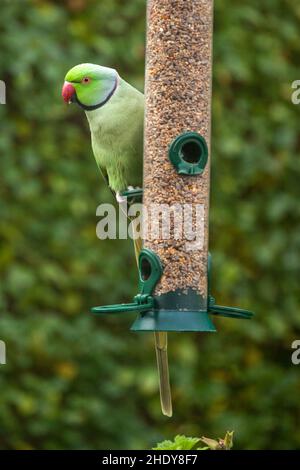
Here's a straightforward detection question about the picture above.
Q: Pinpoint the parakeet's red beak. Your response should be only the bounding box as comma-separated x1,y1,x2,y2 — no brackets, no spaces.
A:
62,82,75,103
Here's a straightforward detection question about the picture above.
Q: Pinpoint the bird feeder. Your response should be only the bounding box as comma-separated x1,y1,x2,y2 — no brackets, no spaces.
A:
92,0,253,328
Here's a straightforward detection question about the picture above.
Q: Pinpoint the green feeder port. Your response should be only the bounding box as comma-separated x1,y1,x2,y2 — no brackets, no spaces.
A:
91,250,253,331
168,131,208,176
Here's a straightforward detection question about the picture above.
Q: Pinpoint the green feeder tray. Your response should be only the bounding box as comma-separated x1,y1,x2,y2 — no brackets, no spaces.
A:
91,250,254,332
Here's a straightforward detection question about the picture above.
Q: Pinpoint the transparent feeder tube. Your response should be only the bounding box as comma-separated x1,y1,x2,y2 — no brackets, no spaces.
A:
140,0,214,330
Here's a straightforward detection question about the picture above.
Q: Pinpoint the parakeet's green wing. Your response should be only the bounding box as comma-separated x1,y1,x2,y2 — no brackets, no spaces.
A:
85,78,144,193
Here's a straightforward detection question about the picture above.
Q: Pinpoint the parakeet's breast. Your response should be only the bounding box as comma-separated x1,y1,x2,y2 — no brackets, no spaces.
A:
85,79,144,193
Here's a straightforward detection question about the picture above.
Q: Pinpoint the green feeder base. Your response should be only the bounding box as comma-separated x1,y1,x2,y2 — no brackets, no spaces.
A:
131,288,216,332
131,309,216,332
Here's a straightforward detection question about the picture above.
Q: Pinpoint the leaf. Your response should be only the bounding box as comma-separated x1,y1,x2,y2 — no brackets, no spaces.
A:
153,435,201,451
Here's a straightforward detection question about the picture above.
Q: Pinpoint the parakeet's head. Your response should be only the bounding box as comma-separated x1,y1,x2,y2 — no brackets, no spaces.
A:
62,63,118,111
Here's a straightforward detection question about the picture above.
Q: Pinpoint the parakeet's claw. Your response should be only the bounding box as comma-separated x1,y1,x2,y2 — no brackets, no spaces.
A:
116,191,127,204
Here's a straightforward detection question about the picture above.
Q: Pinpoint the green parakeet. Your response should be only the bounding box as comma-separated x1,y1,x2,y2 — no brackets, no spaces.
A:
62,63,172,417
62,63,143,198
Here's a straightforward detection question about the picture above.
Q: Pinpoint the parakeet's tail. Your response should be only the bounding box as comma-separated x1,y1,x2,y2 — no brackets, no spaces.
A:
131,220,172,418
133,237,143,265
154,331,172,417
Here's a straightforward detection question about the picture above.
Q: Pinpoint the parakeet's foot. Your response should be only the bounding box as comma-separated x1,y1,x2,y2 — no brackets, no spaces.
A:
126,185,142,193
117,186,142,204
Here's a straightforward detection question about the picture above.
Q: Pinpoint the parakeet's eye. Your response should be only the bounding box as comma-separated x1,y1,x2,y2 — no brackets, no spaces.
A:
82,77,91,84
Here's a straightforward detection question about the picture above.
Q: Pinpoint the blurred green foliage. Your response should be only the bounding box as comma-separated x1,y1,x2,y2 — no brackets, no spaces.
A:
0,0,299,450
